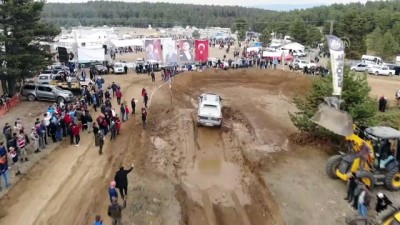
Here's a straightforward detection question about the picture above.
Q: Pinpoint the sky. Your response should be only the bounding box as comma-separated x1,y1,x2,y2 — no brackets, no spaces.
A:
45,0,369,7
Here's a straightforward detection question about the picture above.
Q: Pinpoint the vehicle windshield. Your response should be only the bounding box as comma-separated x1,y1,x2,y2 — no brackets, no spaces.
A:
54,87,64,91
203,104,218,109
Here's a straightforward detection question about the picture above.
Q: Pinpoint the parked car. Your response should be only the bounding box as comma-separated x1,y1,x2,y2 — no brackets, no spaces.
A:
367,65,381,74
385,63,397,69
368,65,395,76
350,63,368,72
197,93,223,127
94,64,108,75
292,59,311,69
20,84,75,103
113,63,125,74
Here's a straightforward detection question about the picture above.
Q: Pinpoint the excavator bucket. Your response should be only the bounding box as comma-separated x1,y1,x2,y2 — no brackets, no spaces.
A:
311,97,354,136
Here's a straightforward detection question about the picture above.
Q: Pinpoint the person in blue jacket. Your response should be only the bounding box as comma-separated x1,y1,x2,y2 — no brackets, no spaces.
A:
108,180,118,203
93,215,102,225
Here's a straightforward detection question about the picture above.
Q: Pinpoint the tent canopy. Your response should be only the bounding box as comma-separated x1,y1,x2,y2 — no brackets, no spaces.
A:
280,42,305,51
262,51,294,61
110,39,145,48
77,47,105,63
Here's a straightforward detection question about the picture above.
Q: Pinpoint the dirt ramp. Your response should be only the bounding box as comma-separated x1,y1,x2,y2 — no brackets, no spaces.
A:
173,69,311,98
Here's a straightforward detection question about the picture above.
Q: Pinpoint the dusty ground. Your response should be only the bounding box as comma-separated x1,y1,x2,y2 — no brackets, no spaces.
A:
0,46,399,225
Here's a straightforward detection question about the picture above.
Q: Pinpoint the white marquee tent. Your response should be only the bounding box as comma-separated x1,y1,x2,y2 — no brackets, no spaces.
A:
110,39,145,48
77,47,105,62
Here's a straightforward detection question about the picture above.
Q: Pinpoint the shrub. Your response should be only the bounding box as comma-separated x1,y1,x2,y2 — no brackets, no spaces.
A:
289,67,377,138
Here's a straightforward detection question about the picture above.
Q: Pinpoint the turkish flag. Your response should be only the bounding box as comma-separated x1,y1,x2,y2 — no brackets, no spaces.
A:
195,40,209,62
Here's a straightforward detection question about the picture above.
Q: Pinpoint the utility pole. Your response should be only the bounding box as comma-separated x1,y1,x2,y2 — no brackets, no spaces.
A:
329,20,335,35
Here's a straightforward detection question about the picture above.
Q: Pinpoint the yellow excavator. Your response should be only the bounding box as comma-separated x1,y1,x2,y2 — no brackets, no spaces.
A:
346,206,400,225
326,125,400,190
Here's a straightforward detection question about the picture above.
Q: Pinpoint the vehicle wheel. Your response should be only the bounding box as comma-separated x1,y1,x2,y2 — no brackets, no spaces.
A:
375,71,379,76
389,72,393,76
384,168,400,191
27,94,36,102
57,96,65,103
357,170,375,190
326,155,342,179
352,69,356,72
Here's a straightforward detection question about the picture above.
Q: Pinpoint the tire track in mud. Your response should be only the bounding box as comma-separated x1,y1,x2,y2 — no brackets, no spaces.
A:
171,106,286,225
186,115,249,225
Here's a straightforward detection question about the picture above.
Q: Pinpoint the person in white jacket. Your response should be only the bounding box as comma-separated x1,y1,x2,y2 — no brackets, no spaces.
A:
30,128,40,153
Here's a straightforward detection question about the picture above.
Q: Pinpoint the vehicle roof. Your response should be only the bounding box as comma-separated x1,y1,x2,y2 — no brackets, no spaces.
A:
201,93,221,104
365,126,400,139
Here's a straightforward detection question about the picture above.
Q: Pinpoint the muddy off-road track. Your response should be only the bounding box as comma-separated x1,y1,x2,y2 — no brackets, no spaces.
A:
0,69,312,225
146,69,310,225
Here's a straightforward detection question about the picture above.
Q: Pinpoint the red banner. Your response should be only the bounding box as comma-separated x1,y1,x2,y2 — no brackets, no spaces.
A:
195,40,209,62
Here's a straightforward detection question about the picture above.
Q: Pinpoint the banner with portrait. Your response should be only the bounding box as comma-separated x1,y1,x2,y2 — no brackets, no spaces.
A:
162,39,178,65
145,39,162,62
177,40,194,63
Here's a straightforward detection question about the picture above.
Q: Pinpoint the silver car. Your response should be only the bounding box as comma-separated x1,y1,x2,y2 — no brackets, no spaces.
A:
350,63,368,72
20,84,75,103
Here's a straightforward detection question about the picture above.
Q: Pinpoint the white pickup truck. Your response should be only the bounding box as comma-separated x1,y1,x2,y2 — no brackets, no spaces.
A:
197,93,223,127
368,65,395,76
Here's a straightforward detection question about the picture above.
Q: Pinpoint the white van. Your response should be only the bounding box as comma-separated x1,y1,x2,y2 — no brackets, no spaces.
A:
37,74,53,84
361,55,383,65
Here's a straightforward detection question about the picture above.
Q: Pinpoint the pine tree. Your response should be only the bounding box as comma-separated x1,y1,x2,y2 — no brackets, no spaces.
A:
289,68,377,136
0,0,60,95
289,18,308,44
231,18,247,42
259,27,272,46
378,31,398,61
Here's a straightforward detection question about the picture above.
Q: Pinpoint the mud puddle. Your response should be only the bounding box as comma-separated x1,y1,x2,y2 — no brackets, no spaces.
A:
151,107,283,225
183,127,250,207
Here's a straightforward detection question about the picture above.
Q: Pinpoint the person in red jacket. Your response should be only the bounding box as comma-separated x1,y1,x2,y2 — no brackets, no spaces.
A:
116,117,121,135
72,123,82,147
115,89,122,105
124,104,129,121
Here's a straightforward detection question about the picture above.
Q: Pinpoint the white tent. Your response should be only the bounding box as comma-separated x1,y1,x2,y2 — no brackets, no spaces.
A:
77,47,105,62
246,47,261,52
280,42,305,51
110,39,145,48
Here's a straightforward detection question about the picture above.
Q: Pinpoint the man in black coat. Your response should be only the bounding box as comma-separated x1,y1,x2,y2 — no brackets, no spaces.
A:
114,164,134,199
379,96,387,112
344,172,357,203
376,192,392,214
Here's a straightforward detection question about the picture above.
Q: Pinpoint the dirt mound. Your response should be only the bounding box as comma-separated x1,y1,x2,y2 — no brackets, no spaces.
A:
173,69,311,99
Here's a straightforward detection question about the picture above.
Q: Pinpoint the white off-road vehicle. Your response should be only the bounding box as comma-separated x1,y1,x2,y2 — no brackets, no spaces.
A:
197,93,223,127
